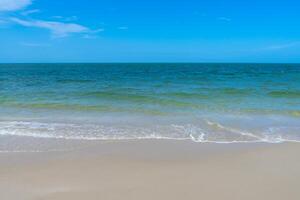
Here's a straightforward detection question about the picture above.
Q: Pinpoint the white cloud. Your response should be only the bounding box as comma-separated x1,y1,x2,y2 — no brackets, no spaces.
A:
20,42,51,47
0,0,31,11
217,17,231,22
263,42,300,51
1,1,101,39
83,34,97,39
21,9,40,16
52,15,78,22
52,15,63,19
10,17,90,37
65,16,78,22
91,28,104,33
82,28,104,39
118,26,128,30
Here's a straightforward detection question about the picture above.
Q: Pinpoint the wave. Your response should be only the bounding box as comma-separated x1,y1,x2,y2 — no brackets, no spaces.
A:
57,79,94,84
268,90,300,98
163,92,209,99
3,103,119,112
217,88,254,95
78,91,201,108
1,120,299,144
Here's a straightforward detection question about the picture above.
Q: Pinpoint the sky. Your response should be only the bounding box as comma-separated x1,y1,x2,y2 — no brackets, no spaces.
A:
0,0,300,63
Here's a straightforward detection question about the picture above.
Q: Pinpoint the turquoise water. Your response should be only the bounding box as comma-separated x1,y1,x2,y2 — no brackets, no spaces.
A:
1,63,300,146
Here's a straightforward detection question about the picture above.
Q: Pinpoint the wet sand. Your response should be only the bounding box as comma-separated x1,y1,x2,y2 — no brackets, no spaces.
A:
1,140,300,200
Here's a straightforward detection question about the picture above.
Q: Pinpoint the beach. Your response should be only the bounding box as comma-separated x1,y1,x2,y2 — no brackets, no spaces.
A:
1,140,300,200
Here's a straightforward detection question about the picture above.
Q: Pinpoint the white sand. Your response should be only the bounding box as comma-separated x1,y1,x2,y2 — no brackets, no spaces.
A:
1,140,300,200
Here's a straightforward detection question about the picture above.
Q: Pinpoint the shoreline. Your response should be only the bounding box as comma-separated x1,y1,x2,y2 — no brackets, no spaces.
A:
1,140,300,200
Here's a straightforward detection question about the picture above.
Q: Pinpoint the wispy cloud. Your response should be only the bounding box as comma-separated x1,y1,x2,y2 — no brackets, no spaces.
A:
52,15,78,22
0,0,31,11
118,26,128,30
20,42,51,47
82,28,104,39
65,16,78,22
0,19,7,24
83,34,98,39
1,0,101,39
262,42,300,51
10,17,91,38
52,15,64,19
217,17,231,22
21,9,40,16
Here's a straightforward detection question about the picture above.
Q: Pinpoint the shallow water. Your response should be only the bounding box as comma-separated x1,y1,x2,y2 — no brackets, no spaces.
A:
1,63,300,150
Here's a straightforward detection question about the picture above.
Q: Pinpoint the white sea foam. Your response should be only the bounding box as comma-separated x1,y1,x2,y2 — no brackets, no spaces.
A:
0,119,299,144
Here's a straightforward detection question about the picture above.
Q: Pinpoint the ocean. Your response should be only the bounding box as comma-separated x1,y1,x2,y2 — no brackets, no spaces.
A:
1,63,300,150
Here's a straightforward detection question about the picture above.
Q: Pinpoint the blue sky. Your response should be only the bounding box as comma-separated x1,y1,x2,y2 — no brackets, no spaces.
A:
0,0,300,63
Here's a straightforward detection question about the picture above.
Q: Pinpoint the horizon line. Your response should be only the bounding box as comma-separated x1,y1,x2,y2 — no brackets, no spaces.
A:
0,62,300,64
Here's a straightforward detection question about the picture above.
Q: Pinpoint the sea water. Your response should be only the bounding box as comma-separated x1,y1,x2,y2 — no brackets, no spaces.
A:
1,63,300,150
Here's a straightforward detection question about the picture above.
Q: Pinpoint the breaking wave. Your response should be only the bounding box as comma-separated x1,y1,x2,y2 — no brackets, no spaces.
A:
1,120,299,144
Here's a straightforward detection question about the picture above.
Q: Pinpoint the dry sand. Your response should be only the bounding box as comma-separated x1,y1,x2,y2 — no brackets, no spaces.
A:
1,140,300,200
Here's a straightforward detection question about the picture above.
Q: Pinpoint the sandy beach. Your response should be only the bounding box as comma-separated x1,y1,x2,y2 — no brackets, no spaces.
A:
1,140,300,200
